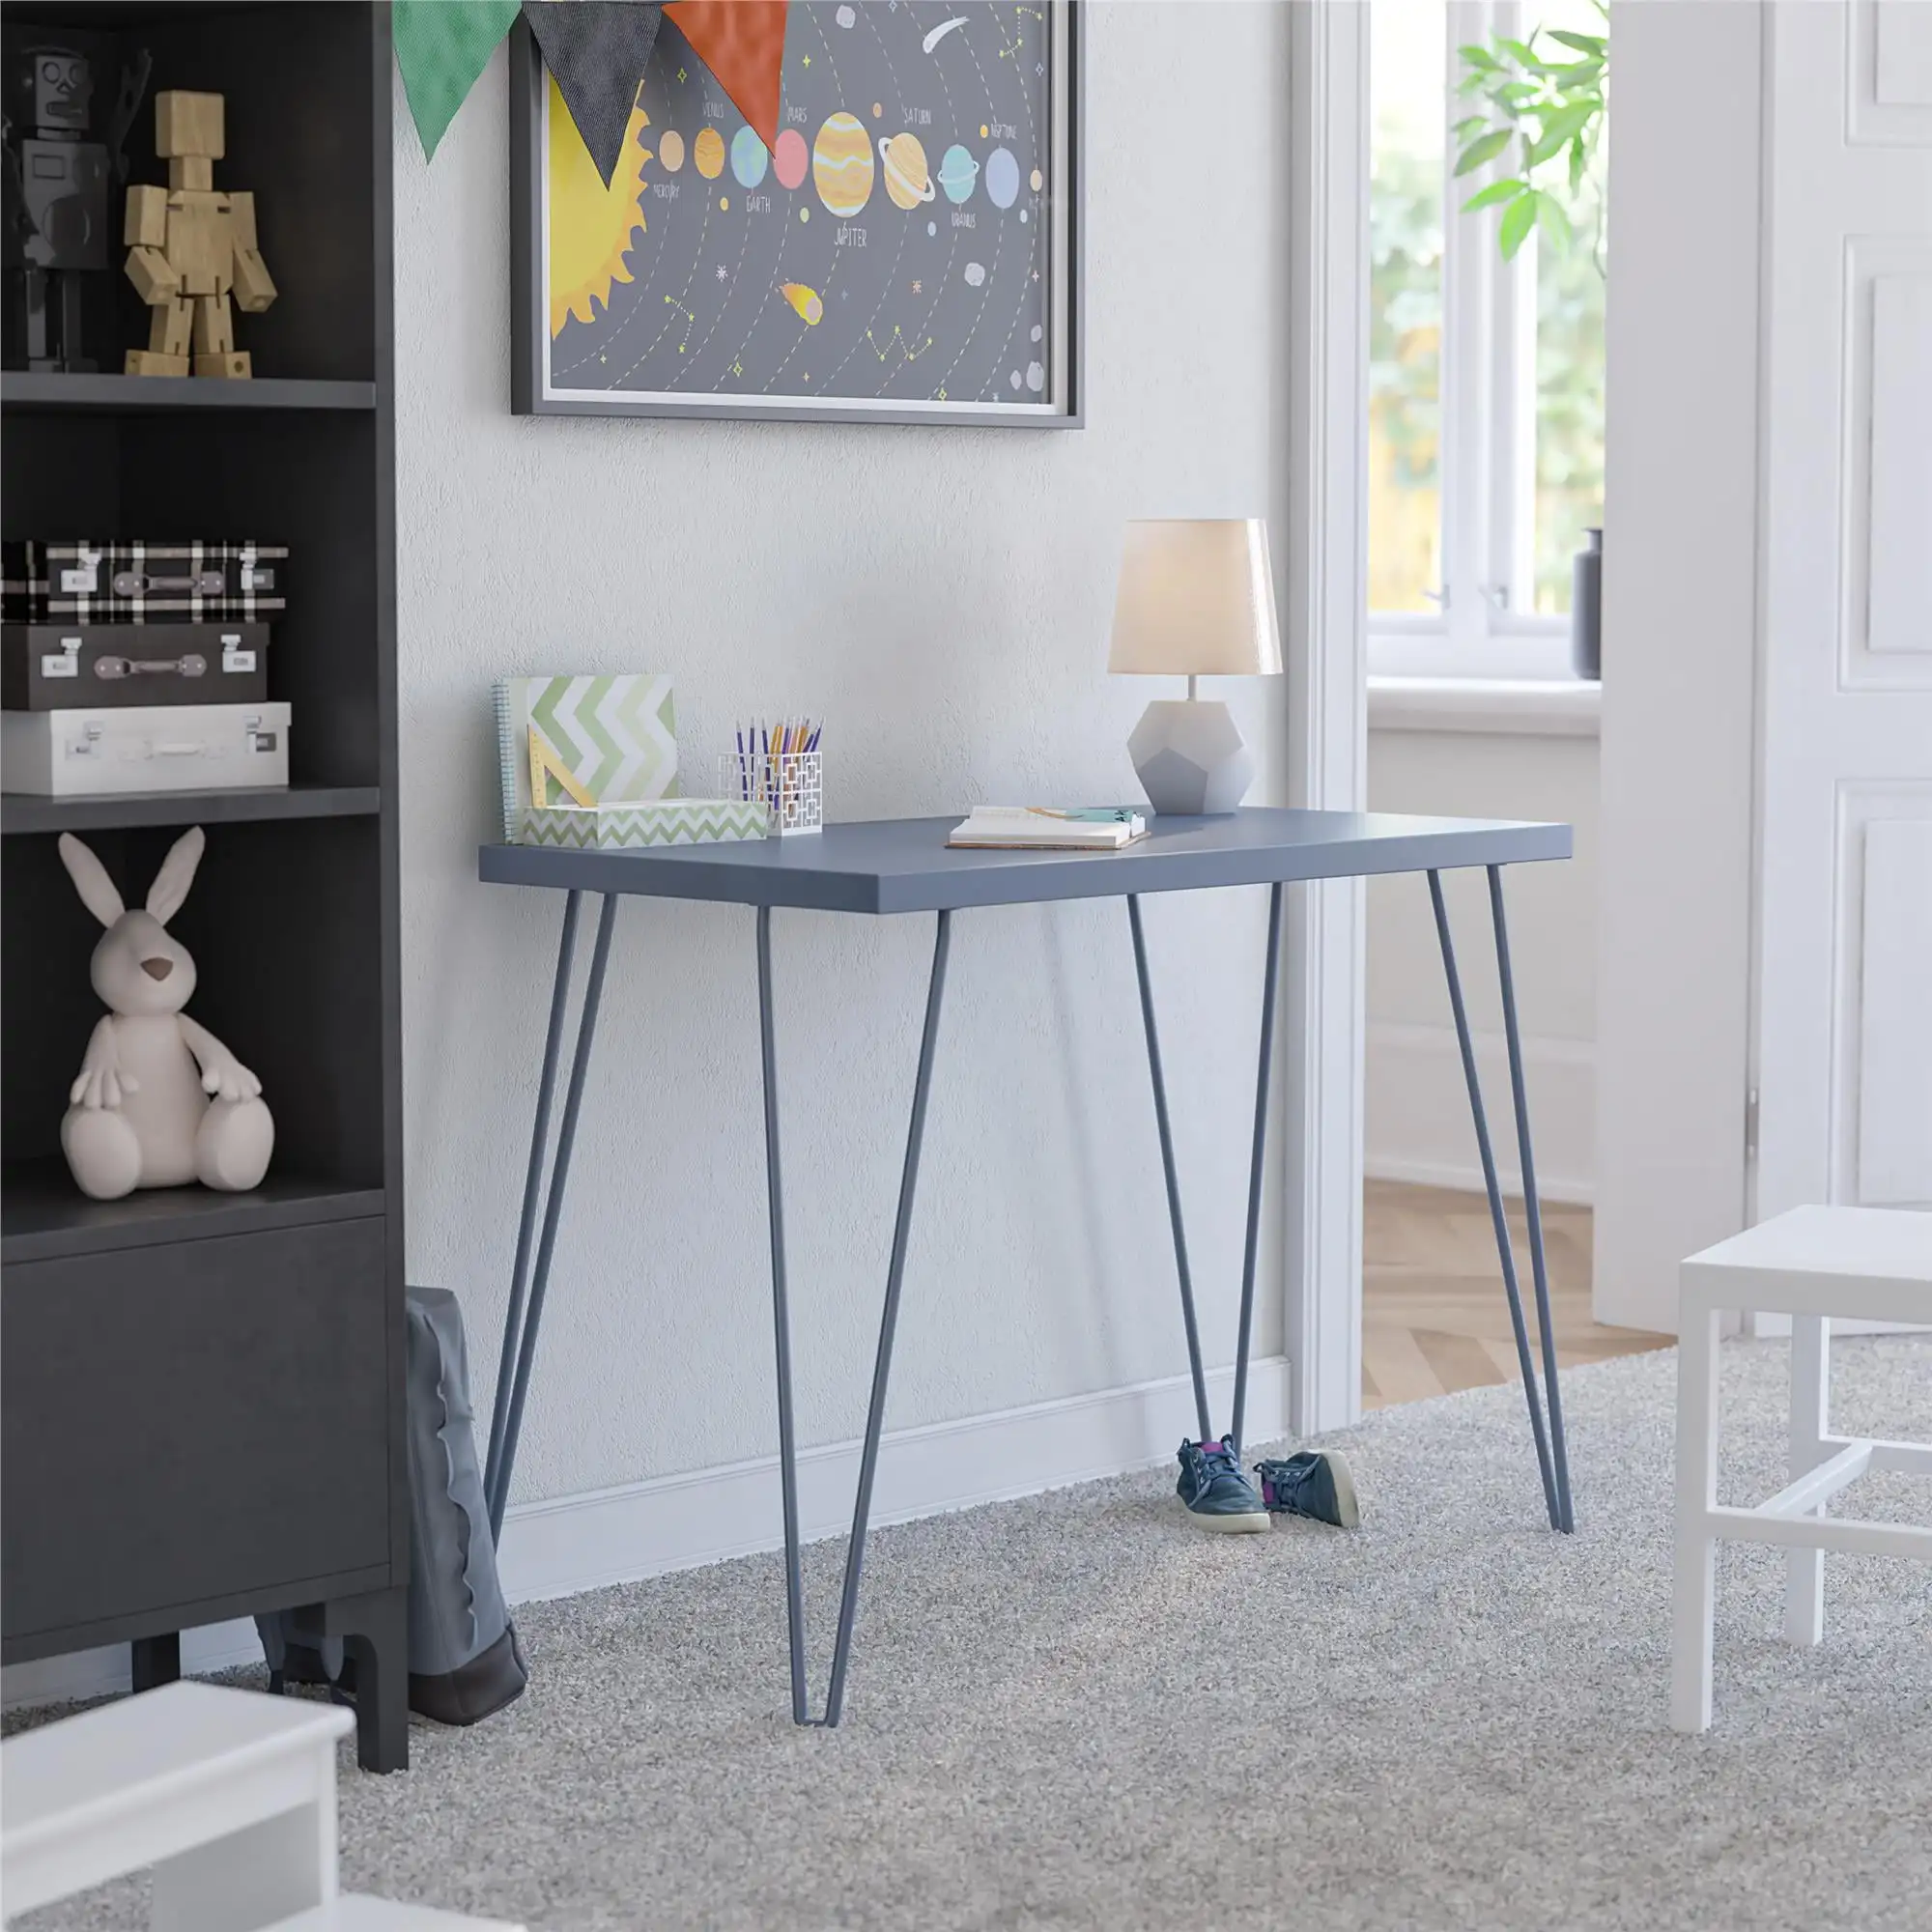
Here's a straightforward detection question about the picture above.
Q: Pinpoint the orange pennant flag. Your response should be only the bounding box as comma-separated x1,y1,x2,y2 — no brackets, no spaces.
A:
664,0,789,154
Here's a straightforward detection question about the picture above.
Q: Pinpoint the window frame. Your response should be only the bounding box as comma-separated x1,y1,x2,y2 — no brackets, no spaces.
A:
1367,0,1587,683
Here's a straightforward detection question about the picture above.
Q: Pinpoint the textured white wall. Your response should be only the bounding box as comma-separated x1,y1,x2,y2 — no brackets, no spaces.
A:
1365,728,1599,1201
393,7,1293,1510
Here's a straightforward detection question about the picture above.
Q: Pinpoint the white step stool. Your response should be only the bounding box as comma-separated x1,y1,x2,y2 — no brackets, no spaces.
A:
1,1682,520,1931
1672,1205,1932,1733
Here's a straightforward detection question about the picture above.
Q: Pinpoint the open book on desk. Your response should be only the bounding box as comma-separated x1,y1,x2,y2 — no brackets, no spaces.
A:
947,806,1147,851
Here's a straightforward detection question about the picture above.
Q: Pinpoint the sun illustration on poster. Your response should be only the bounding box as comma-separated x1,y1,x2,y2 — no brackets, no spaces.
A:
547,76,651,337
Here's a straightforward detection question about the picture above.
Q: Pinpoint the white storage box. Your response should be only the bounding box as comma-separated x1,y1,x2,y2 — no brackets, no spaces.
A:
1,702,291,795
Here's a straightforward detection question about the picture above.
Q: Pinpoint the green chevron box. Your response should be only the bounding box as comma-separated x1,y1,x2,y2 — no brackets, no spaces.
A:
494,673,679,842
520,799,770,848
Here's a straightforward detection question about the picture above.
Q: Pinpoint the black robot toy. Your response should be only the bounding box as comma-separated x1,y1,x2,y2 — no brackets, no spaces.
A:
4,40,147,372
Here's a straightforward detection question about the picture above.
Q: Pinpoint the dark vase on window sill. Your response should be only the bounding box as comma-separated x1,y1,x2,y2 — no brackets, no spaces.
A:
1571,526,1603,680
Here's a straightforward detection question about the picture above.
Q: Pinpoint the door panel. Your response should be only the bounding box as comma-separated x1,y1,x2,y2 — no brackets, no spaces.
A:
1856,815,1932,1204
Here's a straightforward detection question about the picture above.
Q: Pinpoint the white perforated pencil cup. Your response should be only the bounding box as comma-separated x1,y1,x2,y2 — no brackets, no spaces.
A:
721,745,822,836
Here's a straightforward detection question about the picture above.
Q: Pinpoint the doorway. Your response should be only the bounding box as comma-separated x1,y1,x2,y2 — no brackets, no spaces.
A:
1355,0,1670,1406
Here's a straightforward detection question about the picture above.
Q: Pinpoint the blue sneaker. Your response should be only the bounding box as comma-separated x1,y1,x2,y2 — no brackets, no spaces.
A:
1175,1435,1269,1534
1253,1451,1360,1528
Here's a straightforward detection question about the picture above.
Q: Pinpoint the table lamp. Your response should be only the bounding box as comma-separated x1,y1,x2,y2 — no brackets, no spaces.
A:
1107,518,1283,815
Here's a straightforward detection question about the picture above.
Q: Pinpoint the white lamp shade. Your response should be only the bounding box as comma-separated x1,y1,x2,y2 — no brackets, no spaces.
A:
1106,519,1283,677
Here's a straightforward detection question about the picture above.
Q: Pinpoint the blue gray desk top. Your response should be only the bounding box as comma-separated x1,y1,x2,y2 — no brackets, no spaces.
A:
479,809,1571,915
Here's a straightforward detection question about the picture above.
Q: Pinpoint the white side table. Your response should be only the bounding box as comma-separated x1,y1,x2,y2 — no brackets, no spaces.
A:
3,1681,350,1931
1672,1205,1932,1733
1,1682,523,1932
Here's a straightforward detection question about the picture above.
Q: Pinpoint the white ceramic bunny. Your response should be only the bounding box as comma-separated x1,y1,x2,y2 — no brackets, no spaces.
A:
58,827,274,1201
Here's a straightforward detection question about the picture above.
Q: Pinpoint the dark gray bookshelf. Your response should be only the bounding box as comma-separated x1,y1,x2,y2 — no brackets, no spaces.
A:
1,3,407,1771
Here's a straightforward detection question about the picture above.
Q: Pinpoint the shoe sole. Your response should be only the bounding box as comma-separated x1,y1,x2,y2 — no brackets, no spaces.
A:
1325,1454,1361,1529
1187,1507,1269,1534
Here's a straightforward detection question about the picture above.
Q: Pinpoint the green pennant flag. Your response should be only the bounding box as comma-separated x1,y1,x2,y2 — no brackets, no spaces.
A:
394,0,523,159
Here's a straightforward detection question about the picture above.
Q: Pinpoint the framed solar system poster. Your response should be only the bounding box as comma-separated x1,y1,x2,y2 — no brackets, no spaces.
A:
510,3,1082,426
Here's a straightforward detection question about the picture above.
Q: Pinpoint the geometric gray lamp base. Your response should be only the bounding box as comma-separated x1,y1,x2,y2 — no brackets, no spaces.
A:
1126,697,1255,815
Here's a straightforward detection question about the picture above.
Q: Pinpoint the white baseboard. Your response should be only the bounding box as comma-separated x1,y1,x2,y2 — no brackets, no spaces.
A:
3,1355,1289,1712
496,1353,1289,1601
1366,1019,1595,1206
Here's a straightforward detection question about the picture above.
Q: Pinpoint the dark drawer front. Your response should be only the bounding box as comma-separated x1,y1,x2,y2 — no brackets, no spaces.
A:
3,1216,391,1641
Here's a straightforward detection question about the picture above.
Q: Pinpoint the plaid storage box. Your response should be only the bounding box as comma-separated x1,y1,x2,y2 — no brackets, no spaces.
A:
2,541,289,622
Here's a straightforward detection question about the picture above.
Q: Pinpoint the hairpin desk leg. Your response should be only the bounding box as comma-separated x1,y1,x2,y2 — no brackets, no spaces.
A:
756,903,810,1727
485,890,582,1512
1230,882,1286,1458
757,906,952,1726
1127,894,1214,1446
486,892,619,1539
1489,864,1575,1532
1428,869,1566,1532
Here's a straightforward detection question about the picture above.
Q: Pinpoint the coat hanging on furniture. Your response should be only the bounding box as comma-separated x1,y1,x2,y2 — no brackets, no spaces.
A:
57,825,273,1199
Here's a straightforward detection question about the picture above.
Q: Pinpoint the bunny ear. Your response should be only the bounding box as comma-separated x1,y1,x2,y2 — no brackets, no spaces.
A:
59,834,126,927
147,825,206,925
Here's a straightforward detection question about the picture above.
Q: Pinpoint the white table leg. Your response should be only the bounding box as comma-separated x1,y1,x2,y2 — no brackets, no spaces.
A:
1785,1312,1829,1646
150,1747,336,1932
1671,1297,1721,1733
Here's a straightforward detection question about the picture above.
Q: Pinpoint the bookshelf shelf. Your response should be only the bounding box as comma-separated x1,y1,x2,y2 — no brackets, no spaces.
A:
1,1156,384,1265
1,783,382,837
0,373,378,414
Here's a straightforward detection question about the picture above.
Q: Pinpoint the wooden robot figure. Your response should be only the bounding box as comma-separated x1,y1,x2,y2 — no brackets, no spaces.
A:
123,90,274,378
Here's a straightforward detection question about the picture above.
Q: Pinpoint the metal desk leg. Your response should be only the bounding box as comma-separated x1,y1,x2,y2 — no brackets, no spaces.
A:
1488,864,1575,1532
485,890,582,1512
757,906,953,1727
1127,895,1214,1446
756,904,809,1727
485,892,620,1539
1231,882,1286,1458
1427,870,1567,1533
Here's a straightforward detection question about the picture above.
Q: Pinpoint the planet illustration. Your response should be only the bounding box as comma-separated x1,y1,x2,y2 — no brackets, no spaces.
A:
836,2,855,23
730,126,769,188
1027,361,1044,392
812,111,874,216
984,145,1020,210
657,128,685,172
694,126,725,180
780,281,824,325
773,128,810,191
1031,167,1044,193
879,131,936,210
963,260,986,287
937,143,979,204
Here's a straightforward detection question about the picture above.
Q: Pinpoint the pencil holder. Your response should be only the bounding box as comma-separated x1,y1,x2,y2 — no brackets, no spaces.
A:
721,748,822,837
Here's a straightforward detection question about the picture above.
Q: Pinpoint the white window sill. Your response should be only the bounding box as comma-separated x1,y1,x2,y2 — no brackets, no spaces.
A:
1367,675,1602,738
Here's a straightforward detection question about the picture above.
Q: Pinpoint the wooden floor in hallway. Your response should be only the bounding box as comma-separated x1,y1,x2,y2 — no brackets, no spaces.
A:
1361,1178,1673,1409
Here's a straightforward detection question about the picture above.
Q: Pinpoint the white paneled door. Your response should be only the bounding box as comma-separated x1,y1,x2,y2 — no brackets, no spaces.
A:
1756,2,1932,1224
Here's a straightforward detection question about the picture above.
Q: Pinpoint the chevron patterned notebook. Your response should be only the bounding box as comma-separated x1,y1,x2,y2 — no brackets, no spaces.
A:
494,674,679,842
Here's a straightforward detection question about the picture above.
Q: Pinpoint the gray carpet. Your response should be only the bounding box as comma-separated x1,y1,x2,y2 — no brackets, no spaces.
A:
14,1338,1932,1932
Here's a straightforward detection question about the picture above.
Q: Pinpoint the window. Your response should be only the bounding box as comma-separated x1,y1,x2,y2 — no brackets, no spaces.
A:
1368,0,1607,679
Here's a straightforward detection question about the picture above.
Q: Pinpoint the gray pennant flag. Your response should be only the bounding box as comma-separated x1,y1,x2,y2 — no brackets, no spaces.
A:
522,1,665,186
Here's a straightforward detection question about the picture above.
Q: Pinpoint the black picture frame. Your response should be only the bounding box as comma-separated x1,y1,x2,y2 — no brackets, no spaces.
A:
510,3,1082,427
